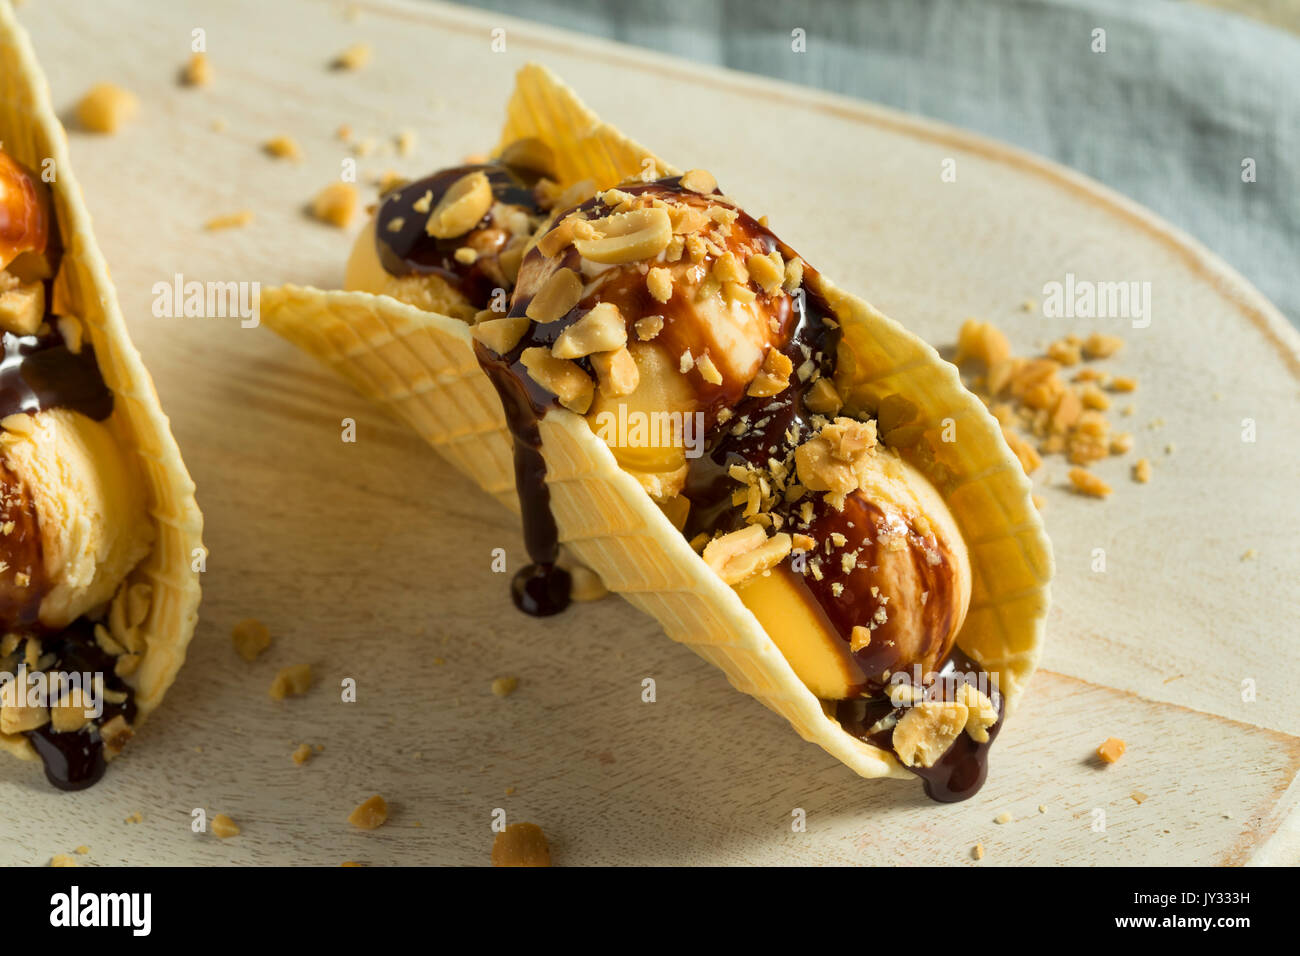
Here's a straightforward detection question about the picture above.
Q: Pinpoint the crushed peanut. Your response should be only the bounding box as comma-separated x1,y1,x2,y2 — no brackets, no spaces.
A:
348,794,388,829
491,822,551,867
231,618,271,662
1097,736,1126,764
311,182,358,228
76,83,138,133
268,664,312,700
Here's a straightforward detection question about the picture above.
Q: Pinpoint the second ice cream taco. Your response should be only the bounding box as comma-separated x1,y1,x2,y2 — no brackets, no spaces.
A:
0,1,203,789
264,64,1051,800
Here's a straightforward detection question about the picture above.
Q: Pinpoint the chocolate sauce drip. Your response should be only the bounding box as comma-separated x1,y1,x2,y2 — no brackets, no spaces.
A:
835,648,1003,802
473,335,572,617
0,331,113,421
9,620,138,791
374,163,546,308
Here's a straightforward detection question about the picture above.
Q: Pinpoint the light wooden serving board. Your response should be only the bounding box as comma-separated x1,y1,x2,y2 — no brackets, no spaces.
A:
3,0,1297,866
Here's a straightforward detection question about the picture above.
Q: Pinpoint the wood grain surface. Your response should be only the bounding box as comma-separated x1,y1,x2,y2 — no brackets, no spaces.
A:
2,0,1297,866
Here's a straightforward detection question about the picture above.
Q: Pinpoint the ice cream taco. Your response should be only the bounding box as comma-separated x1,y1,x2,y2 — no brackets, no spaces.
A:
0,0,203,789
263,64,1051,800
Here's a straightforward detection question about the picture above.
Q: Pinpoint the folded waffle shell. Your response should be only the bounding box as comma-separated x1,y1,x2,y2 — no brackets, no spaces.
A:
263,62,1051,779
0,1,203,763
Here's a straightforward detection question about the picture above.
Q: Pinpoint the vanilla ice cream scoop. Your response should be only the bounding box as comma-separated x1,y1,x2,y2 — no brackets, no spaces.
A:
0,407,152,629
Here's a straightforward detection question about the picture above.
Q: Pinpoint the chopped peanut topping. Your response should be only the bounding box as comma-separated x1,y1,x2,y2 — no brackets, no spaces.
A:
425,171,493,239
804,378,843,416
646,267,673,303
679,169,717,194
551,303,626,359
746,252,784,294
1133,458,1152,483
794,417,878,496
892,700,968,768
590,346,640,397
212,814,240,838
573,207,673,264
702,525,792,585
634,315,664,341
520,347,594,413
471,316,530,355
525,268,584,323
747,348,794,397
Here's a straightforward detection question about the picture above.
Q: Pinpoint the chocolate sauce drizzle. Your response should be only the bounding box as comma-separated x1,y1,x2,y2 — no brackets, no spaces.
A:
374,163,547,306
20,620,138,791
469,175,999,799
835,648,1004,802
0,153,123,790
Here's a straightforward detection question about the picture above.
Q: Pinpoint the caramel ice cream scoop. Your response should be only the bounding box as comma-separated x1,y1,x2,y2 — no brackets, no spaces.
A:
0,408,152,629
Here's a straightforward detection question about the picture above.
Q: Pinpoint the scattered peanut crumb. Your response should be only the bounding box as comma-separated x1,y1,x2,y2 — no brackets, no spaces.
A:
491,822,551,867
348,794,388,829
333,43,372,71
211,814,240,838
1068,467,1112,498
50,854,78,867
76,83,138,133
491,676,519,698
75,845,89,855
263,135,303,160
311,182,359,228
1241,549,1257,561
1130,791,1148,804
182,52,212,87
1038,805,1047,814
1133,458,1152,483
340,861,363,867
1097,737,1126,764
269,664,312,700
231,617,271,661
971,843,985,861
124,812,144,824
204,210,255,231
291,743,313,765
994,811,1013,824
